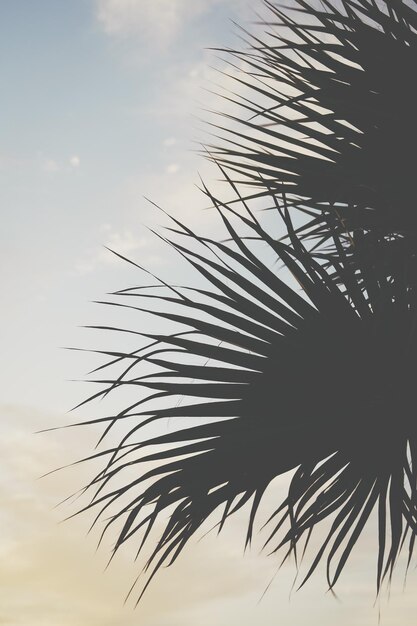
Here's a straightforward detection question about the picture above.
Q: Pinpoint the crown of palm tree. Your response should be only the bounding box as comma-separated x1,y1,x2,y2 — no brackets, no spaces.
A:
69,0,417,604
209,0,417,253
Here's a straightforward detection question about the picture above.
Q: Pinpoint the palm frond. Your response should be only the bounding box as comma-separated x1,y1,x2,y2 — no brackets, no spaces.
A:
73,182,417,600
209,0,417,257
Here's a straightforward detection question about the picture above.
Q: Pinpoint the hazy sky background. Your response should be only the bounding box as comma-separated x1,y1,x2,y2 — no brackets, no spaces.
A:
1,1,417,624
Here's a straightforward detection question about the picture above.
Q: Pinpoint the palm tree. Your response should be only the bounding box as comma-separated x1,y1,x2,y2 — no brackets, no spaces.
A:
71,0,417,602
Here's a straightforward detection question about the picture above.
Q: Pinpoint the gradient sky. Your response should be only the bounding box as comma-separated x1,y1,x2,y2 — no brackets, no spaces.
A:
2,1,417,624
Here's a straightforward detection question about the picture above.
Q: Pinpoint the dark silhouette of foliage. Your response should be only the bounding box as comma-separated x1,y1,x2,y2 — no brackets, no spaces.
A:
209,0,417,266
70,0,417,603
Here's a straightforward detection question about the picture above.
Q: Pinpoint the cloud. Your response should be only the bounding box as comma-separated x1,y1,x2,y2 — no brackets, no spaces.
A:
163,137,176,147
37,153,81,174
95,0,228,48
0,154,26,171
69,155,80,168
42,157,59,173
74,224,161,275
166,163,179,174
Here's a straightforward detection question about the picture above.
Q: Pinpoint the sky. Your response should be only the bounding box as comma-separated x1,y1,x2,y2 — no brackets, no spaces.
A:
1,1,417,624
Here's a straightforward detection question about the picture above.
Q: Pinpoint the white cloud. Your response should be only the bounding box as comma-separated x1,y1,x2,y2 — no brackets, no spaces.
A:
163,137,176,147
166,163,179,174
37,154,81,174
74,225,161,275
42,158,59,173
95,0,227,48
69,155,80,168
102,227,146,257
0,154,26,171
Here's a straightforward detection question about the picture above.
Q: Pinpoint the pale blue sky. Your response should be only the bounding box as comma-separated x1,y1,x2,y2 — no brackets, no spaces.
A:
0,0,250,412
1,1,417,625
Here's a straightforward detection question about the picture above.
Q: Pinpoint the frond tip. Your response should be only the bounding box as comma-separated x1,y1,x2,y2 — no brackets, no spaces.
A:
73,184,417,600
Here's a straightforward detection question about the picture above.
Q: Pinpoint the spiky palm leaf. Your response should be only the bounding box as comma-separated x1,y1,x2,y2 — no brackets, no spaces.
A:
73,181,417,600
208,0,417,261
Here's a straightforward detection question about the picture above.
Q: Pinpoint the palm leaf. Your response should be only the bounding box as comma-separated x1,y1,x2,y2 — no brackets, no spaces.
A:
208,0,417,264
72,182,417,600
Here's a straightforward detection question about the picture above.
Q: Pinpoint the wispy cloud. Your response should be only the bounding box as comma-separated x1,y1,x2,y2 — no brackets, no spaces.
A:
163,137,177,148
69,155,80,168
37,153,81,174
73,224,161,275
166,163,179,174
41,157,60,173
95,0,230,49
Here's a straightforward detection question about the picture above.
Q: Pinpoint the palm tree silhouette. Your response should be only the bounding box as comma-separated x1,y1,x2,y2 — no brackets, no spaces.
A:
72,0,417,602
